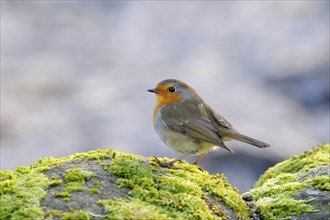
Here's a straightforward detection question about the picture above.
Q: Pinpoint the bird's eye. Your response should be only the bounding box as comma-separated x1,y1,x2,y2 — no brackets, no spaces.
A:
168,87,176,93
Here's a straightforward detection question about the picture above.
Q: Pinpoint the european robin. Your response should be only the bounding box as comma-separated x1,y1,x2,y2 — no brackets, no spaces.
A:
148,79,270,167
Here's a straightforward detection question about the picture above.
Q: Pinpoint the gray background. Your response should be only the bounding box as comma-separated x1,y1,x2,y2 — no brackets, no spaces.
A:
1,1,329,192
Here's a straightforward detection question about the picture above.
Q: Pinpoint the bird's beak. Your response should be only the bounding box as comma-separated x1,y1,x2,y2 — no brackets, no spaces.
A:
148,88,160,93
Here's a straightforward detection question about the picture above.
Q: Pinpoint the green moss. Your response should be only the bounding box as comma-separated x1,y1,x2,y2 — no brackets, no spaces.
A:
63,198,71,202
99,199,169,220
51,168,96,201
108,155,146,177
0,166,49,219
105,154,250,219
63,168,94,192
45,210,91,220
11,207,44,220
32,157,69,169
0,170,16,195
45,210,65,219
35,166,51,173
256,144,329,186
108,155,153,188
245,144,330,219
30,149,116,170
64,168,95,183
255,197,316,219
66,182,84,192
49,176,62,187
53,191,70,198
45,210,64,218
61,210,91,220
306,175,330,191
88,188,100,194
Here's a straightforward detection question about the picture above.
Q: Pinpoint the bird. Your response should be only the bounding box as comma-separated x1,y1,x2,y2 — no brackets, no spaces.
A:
148,79,270,167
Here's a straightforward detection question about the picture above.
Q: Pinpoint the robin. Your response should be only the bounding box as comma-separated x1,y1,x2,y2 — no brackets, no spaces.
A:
148,79,270,167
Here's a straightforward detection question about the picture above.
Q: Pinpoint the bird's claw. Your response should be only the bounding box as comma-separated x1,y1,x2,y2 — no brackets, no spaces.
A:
153,157,182,169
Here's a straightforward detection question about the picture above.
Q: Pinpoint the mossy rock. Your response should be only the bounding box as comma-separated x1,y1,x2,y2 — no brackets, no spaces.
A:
0,149,251,219
244,144,330,220
1,144,329,219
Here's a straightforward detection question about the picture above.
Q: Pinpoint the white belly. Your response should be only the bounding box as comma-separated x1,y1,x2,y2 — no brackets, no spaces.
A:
154,109,216,155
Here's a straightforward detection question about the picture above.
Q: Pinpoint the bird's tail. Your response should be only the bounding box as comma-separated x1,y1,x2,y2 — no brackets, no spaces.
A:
227,133,270,148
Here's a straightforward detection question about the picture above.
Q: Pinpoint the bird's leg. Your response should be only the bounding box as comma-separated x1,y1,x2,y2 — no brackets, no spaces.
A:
193,152,208,165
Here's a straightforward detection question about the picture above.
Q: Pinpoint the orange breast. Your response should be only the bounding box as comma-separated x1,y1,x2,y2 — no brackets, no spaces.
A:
152,85,182,123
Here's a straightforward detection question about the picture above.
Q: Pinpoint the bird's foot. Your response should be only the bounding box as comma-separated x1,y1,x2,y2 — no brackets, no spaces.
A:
153,157,182,169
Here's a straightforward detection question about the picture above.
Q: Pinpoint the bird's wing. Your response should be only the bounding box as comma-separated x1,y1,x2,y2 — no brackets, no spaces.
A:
211,112,234,130
161,100,234,153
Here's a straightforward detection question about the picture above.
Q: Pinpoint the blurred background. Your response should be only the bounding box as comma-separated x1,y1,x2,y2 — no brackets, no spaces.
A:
1,1,329,192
